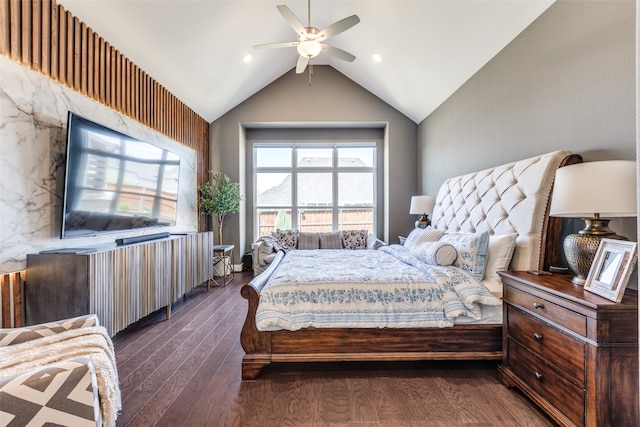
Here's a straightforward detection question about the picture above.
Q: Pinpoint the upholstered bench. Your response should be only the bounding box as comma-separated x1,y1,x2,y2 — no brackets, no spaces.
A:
252,229,385,275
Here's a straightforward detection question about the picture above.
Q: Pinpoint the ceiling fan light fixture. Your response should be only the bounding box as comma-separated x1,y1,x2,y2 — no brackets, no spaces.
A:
297,40,322,58
259,3,360,73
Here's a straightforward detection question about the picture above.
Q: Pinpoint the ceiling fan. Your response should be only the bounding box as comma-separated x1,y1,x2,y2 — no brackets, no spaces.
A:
254,1,360,75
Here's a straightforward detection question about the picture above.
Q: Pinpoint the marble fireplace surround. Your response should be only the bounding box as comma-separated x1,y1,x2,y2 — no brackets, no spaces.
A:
0,56,198,273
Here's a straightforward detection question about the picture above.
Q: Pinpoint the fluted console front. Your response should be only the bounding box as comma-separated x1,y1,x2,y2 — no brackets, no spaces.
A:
25,232,213,336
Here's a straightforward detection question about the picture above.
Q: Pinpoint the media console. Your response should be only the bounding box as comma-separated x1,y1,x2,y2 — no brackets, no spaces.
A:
25,232,213,336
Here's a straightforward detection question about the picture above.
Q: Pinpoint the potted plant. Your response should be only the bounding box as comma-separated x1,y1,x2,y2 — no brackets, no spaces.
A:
198,171,242,245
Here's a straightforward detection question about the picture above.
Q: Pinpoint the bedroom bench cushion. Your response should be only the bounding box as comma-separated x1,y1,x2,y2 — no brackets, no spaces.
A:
252,230,385,275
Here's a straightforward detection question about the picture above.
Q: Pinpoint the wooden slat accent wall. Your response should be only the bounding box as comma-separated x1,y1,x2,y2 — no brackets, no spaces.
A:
1,0,215,326
1,271,25,328
0,0,210,223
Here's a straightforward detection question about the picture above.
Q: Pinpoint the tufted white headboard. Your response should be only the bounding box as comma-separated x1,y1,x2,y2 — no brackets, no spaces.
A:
431,150,578,272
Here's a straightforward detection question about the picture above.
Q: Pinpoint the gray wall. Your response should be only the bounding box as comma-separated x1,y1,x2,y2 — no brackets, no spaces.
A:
211,65,418,256
419,0,637,287
418,0,636,196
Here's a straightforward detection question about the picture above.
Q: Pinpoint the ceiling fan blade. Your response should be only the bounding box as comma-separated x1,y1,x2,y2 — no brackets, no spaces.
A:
277,5,306,36
321,44,356,62
316,15,360,42
253,41,298,50
296,56,309,74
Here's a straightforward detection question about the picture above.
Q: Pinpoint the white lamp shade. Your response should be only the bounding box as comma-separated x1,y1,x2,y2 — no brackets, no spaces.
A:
410,195,436,215
549,160,637,218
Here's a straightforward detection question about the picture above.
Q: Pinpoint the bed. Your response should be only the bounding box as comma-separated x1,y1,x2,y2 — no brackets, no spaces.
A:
240,150,581,379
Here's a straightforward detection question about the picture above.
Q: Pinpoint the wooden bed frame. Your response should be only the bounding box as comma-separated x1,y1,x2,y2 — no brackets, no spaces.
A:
240,152,582,379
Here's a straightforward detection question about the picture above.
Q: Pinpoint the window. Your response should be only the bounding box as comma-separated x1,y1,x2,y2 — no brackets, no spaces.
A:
254,144,376,237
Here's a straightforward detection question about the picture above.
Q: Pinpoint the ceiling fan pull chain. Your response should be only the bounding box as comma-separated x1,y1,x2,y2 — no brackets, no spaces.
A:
309,62,313,85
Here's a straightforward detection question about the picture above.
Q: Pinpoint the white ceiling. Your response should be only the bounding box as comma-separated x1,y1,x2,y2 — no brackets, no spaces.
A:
57,0,554,124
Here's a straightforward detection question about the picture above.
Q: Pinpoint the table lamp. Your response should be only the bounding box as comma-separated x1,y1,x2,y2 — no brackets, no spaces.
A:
548,160,637,285
410,195,436,228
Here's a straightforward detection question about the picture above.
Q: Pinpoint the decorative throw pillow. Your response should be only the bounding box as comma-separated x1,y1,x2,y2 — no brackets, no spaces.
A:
297,232,320,250
342,230,368,250
258,240,274,255
484,233,518,281
439,231,490,280
319,231,343,249
403,227,444,251
276,229,298,248
412,241,458,266
367,233,386,250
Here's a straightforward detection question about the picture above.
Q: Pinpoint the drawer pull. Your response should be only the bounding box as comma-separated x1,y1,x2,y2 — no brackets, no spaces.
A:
533,333,543,341
534,371,543,381
533,302,544,309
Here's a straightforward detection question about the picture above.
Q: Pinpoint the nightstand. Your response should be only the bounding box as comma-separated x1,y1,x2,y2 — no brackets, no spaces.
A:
498,271,638,427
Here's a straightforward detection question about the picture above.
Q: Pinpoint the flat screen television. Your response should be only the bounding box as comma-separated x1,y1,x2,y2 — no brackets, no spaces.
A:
61,112,181,239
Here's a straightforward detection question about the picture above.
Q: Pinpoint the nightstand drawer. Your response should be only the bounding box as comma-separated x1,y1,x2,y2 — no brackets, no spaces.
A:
508,306,585,385
505,284,586,336
508,340,585,427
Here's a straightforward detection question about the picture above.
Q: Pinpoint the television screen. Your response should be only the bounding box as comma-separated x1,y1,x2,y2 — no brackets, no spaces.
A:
61,112,181,238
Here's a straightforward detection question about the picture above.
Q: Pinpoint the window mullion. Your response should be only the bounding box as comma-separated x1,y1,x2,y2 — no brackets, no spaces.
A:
332,146,339,230
291,147,298,230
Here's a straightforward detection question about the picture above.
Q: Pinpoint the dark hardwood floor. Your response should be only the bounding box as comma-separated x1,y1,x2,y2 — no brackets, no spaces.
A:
112,271,555,427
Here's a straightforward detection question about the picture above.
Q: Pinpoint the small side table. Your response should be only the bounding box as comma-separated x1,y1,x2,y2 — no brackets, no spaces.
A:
211,244,234,288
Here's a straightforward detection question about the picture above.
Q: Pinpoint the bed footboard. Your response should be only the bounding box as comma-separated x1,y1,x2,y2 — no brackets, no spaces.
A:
240,251,285,379
240,283,272,379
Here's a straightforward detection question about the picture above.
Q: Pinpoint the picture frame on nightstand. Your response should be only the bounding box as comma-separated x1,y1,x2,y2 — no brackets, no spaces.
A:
584,238,638,302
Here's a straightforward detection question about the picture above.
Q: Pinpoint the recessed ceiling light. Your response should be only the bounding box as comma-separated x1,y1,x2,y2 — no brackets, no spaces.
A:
372,54,382,63
243,54,252,63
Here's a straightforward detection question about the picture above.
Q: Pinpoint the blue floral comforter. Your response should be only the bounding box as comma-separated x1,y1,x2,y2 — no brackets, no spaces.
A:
255,245,501,331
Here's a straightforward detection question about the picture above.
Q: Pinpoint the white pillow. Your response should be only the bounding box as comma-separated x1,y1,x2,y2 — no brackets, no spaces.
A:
412,241,458,266
439,231,490,280
403,227,444,251
367,233,386,250
484,233,518,281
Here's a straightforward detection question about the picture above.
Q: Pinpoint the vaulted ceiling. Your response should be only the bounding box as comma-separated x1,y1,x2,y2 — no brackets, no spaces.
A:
57,0,555,124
